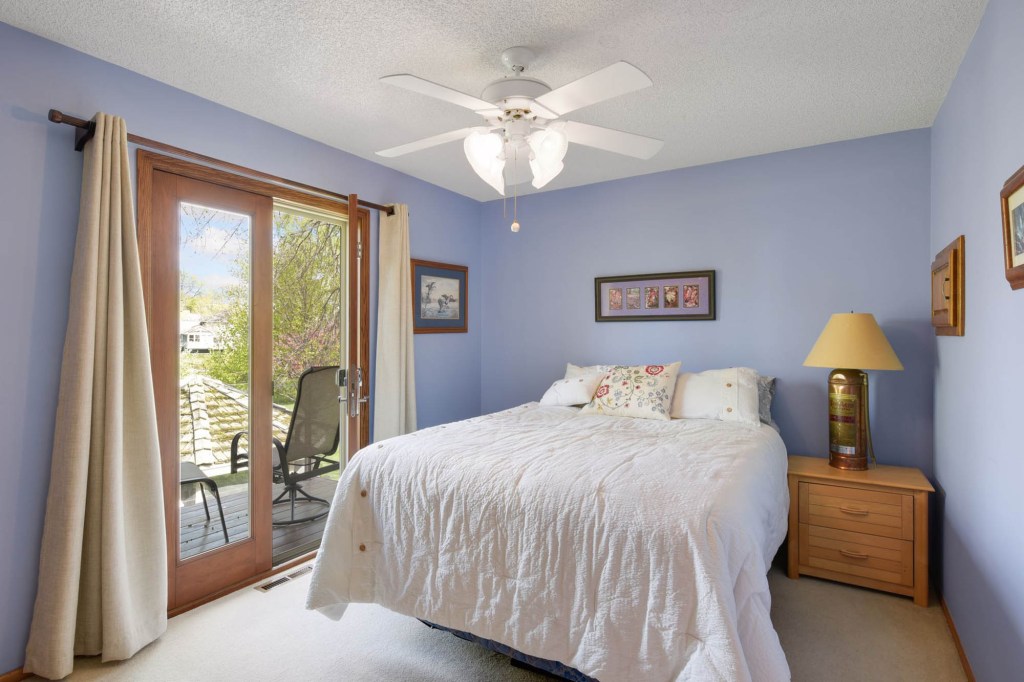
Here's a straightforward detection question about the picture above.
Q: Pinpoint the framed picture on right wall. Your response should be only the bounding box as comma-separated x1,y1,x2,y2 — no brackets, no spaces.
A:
1000,163,1024,290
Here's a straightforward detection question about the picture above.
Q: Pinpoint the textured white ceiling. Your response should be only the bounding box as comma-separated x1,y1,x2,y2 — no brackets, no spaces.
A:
1,1,986,201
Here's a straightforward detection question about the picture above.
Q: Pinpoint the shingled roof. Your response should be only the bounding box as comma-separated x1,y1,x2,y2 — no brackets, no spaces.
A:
180,375,292,469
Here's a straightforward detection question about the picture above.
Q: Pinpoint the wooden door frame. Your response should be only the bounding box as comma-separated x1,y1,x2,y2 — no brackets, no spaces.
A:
137,151,371,610
346,193,371,457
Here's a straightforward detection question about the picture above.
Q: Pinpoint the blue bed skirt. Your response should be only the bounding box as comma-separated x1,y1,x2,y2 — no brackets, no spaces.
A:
419,620,598,682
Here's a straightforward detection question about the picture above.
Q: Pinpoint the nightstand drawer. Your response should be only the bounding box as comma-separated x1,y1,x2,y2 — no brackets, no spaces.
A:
800,482,913,539
799,524,913,586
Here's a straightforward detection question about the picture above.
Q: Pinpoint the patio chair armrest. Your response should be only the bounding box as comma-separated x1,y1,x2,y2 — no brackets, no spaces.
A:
230,431,249,473
271,437,287,483
310,453,340,472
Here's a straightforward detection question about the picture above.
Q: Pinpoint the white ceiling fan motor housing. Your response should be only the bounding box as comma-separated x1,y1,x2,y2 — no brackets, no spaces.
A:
481,77,551,110
483,47,553,117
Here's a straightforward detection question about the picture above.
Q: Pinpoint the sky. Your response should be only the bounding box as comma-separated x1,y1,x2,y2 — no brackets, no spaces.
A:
179,201,250,298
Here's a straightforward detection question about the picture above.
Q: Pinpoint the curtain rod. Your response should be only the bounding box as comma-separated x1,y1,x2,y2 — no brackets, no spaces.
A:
47,109,394,216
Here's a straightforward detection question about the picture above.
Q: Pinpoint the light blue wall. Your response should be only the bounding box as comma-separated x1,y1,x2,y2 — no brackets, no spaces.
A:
0,23,481,673
930,0,1024,677
8,7,1016,677
480,130,935,471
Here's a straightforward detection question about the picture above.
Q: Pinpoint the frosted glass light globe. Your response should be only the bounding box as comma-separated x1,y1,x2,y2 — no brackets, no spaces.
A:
464,129,506,195
527,126,568,189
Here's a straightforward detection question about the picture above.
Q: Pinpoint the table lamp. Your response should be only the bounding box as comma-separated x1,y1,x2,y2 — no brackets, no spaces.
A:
803,313,903,470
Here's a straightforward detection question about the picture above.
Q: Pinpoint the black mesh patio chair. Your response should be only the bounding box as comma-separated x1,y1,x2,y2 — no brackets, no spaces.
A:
230,365,341,525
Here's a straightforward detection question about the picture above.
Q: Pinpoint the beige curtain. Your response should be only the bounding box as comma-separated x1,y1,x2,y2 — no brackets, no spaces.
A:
24,114,167,680
373,204,417,441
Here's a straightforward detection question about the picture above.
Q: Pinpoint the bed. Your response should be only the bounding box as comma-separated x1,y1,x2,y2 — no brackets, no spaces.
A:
306,403,791,681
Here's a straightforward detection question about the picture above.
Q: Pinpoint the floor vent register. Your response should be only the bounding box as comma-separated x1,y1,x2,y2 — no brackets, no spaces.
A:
254,564,313,592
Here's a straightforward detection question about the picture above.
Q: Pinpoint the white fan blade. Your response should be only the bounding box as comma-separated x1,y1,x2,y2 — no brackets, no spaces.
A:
381,74,495,112
376,127,476,158
528,102,559,120
474,108,505,121
563,121,663,160
535,62,653,117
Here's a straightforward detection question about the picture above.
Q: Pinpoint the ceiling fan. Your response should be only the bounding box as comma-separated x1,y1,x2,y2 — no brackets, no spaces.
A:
376,47,664,196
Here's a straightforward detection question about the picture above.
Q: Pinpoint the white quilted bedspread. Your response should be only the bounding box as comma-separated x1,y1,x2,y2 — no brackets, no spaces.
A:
306,404,791,682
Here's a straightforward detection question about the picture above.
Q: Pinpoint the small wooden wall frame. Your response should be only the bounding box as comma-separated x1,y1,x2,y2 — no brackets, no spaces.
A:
931,235,964,336
1000,163,1024,290
411,259,468,333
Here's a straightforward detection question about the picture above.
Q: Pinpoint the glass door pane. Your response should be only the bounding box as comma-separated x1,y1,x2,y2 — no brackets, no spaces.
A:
178,201,252,558
270,202,346,563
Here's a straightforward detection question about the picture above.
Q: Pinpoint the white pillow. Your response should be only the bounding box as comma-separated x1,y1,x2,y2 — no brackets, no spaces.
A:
564,362,615,380
669,367,760,426
580,363,682,420
540,374,604,407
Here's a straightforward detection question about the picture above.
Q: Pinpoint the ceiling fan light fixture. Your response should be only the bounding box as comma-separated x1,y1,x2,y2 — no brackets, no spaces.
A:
377,51,662,198
464,129,506,195
529,159,563,189
527,126,568,189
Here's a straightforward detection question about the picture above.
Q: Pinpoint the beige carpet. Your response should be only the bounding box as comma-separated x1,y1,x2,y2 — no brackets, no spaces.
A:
769,570,965,682
61,567,965,681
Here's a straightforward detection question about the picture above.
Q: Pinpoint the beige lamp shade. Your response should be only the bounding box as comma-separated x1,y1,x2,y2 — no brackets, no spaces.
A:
803,313,904,370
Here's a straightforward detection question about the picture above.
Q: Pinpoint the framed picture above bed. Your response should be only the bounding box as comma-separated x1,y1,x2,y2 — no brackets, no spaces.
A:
412,259,468,333
1000,163,1024,290
595,270,716,321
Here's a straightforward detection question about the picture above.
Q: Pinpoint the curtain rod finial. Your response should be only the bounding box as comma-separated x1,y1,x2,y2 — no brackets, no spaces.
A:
48,109,64,123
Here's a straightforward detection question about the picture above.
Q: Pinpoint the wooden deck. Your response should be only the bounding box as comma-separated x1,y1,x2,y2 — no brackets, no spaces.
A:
179,475,338,563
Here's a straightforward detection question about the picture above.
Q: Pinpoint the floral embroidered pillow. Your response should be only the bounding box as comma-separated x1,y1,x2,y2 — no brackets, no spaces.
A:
580,363,681,420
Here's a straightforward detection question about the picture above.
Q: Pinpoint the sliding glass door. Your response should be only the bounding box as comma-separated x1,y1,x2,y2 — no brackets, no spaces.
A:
139,152,370,611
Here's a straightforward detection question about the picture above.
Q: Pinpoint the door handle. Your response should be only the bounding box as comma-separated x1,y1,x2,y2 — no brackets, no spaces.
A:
342,367,369,416
347,365,357,418
354,367,368,416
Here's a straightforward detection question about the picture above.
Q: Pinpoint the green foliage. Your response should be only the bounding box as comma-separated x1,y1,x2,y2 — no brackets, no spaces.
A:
184,209,343,404
270,212,342,402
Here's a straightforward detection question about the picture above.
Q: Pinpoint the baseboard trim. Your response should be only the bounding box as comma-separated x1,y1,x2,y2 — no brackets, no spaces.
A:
939,594,975,682
0,667,29,682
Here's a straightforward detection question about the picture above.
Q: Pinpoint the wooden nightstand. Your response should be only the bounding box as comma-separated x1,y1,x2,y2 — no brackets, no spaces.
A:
787,455,934,606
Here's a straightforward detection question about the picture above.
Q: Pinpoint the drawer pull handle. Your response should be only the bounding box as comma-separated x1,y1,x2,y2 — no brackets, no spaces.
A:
838,506,869,516
839,549,869,560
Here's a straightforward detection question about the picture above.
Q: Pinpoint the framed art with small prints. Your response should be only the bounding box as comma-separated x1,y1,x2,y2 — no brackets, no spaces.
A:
411,259,468,333
1001,163,1024,290
595,270,716,321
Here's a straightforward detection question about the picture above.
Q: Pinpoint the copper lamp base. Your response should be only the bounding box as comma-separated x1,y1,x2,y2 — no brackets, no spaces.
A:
829,452,868,470
827,368,872,471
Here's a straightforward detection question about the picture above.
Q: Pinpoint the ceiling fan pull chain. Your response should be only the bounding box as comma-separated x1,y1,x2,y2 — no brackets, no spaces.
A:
511,146,521,233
